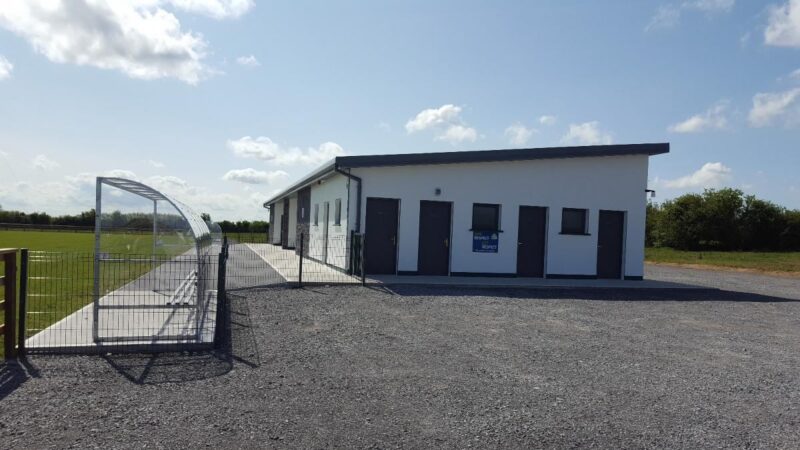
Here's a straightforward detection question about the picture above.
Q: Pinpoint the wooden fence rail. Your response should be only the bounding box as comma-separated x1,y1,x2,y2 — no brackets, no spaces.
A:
0,248,18,359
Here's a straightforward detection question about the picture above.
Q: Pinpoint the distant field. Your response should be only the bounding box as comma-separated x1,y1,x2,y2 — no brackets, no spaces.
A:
646,248,800,274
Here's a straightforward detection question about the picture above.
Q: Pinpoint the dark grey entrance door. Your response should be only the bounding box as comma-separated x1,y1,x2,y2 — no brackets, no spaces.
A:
418,201,451,276
516,206,547,277
365,198,399,275
597,210,625,279
280,198,290,248
322,202,330,263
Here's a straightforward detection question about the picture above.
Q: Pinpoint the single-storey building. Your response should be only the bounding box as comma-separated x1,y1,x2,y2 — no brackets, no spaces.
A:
263,143,668,280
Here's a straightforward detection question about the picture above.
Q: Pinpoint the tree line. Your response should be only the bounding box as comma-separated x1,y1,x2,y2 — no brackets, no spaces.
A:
647,188,800,251
0,207,268,234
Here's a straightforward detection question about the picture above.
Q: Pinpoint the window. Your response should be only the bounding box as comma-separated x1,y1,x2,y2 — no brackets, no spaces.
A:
334,198,342,226
314,204,319,226
472,203,500,231
561,208,588,235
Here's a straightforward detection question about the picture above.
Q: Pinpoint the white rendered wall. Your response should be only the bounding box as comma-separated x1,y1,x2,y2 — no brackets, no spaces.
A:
354,155,650,278
308,174,351,269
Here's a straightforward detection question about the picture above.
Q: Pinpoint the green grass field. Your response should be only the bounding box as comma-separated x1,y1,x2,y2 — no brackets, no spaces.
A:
0,230,200,354
645,247,800,274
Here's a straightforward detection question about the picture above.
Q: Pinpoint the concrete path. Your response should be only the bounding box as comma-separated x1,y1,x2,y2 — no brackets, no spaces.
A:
226,243,286,289
245,243,360,284
367,274,698,289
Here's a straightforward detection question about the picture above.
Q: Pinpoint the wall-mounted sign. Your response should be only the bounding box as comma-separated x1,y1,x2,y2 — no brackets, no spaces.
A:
472,231,499,253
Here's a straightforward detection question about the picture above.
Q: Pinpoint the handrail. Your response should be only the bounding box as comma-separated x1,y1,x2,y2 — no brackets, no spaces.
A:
0,248,18,359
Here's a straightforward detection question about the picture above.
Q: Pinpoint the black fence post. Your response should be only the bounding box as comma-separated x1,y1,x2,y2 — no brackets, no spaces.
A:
17,248,28,355
360,233,366,286
214,250,227,347
298,232,304,288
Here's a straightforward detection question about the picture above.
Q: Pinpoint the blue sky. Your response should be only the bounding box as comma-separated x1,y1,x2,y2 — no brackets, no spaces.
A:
0,0,798,220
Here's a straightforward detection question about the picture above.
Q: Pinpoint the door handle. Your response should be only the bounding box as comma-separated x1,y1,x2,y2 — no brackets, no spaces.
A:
391,236,396,246
444,238,449,248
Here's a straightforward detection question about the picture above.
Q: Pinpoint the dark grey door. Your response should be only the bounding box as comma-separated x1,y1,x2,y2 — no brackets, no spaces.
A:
516,206,547,277
365,198,399,275
418,201,451,276
296,188,311,255
322,202,330,263
597,210,625,279
280,198,290,248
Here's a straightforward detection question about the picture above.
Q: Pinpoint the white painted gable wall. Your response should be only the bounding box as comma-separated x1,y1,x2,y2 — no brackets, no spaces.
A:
351,154,649,277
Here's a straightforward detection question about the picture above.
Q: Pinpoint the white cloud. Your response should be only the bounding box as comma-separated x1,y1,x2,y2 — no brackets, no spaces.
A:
405,104,463,133
166,0,254,19
538,115,557,126
405,104,478,144
0,0,255,85
31,154,59,171
0,150,9,158
689,0,735,12
560,122,613,146
646,0,734,31
146,159,166,169
106,169,139,180
0,55,12,80
377,122,392,132
504,123,535,147
236,55,260,67
765,0,800,48
227,136,346,166
435,124,477,144
748,87,800,127
1,168,268,220
791,68,800,80
222,168,289,184
659,162,732,189
668,101,729,133
646,5,682,31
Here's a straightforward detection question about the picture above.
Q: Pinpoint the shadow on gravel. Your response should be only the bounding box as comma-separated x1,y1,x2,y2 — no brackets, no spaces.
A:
382,285,800,303
0,358,40,401
101,292,261,385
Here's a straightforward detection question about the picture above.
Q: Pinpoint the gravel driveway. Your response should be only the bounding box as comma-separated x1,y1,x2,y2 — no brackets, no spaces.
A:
3,283,800,448
646,262,800,300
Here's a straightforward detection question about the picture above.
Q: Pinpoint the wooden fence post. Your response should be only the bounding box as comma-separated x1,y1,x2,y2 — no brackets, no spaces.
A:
1,248,18,359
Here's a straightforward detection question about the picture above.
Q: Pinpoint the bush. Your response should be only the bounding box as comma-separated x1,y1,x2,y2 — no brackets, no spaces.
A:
647,189,800,251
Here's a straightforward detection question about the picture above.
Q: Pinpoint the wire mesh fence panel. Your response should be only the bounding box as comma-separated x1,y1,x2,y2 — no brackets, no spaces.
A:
24,251,94,350
224,232,268,244
224,243,288,289
231,233,364,287
24,251,218,352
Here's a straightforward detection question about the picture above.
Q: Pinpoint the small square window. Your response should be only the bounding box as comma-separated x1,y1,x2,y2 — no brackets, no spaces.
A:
472,203,500,231
334,199,342,226
561,208,588,235
313,204,319,226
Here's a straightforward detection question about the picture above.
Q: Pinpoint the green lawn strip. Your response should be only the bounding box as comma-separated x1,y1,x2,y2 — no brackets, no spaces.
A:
645,247,800,273
0,230,200,350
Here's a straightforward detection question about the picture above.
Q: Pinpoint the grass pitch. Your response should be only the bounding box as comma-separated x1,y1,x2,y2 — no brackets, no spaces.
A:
0,230,198,353
646,247,800,274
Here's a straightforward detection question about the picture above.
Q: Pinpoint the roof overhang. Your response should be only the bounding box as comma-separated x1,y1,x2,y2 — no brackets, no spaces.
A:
262,161,337,207
262,143,669,207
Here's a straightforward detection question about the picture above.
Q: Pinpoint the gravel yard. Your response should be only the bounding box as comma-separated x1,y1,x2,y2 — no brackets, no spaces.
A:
2,280,800,448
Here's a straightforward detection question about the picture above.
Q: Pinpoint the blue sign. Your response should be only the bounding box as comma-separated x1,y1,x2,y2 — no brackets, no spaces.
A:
472,231,499,253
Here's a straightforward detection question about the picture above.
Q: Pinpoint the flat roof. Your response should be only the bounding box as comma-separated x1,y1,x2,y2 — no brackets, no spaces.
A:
263,143,669,206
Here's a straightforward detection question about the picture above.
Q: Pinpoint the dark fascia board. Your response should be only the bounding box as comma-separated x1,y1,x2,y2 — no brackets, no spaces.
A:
262,161,336,207
336,143,669,169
